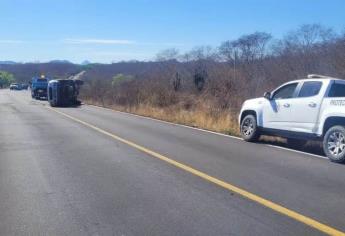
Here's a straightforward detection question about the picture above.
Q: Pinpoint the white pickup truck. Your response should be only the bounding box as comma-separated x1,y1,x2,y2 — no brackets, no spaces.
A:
239,74,345,163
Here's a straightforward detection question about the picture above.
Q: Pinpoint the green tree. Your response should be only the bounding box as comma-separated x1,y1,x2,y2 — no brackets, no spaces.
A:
111,74,134,87
0,71,15,88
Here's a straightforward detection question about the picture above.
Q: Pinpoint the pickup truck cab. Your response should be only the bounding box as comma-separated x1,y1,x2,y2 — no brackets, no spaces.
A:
239,74,345,163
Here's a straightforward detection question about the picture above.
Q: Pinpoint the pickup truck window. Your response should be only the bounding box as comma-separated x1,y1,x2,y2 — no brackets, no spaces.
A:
328,83,345,97
298,81,322,97
272,83,298,100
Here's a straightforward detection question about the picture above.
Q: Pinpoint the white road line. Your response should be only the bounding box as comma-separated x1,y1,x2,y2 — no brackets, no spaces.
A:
87,104,328,161
266,145,328,160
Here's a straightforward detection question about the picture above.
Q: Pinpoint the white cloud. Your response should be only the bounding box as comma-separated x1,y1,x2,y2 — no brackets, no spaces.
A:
63,38,135,45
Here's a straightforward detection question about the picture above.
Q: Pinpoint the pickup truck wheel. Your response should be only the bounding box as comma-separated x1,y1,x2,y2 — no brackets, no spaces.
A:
240,114,260,142
323,126,345,163
286,138,307,149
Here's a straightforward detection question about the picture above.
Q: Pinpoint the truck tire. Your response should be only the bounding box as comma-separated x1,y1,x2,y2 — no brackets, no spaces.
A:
240,114,260,142
286,138,307,149
323,126,345,163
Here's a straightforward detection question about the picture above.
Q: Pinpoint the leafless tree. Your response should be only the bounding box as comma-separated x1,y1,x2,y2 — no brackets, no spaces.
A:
232,32,272,63
219,40,236,62
185,46,218,61
156,48,180,61
283,24,336,53
172,72,182,91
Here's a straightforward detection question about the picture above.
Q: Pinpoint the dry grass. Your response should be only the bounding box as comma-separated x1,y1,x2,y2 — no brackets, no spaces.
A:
84,99,240,136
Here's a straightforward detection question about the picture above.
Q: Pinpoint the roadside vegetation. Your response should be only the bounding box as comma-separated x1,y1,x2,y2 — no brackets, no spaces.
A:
81,24,345,135
1,24,344,136
0,71,15,88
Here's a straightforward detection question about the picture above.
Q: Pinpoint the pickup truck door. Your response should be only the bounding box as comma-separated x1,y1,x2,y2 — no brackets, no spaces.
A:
262,82,300,130
284,81,325,133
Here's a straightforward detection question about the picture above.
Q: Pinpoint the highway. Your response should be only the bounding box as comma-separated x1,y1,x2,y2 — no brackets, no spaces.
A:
1,89,345,236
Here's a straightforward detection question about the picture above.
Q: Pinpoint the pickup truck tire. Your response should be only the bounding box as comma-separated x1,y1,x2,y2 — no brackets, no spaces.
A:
323,126,345,163
240,114,260,142
286,138,307,149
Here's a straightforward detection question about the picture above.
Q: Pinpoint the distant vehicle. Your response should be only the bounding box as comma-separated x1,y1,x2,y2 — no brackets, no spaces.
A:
31,75,49,99
9,83,22,90
47,79,83,107
239,74,345,163
21,84,29,90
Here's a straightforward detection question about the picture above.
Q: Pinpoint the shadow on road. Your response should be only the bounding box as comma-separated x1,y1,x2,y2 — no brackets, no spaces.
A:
258,136,325,157
56,103,83,108
49,101,84,108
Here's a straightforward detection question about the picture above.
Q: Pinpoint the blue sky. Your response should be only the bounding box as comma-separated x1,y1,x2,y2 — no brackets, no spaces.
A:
0,0,344,63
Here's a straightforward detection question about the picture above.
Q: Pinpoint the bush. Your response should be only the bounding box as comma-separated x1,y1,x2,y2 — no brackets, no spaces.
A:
0,71,15,88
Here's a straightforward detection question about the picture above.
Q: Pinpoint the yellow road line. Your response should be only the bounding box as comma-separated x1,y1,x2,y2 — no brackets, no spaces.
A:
47,106,345,236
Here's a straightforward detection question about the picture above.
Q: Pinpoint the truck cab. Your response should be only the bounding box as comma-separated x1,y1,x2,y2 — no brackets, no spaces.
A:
239,74,345,163
31,75,49,99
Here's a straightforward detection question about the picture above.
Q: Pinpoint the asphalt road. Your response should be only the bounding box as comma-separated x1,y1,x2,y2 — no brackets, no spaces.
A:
1,89,345,236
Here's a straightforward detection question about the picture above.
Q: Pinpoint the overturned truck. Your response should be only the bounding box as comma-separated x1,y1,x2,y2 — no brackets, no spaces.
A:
47,79,83,107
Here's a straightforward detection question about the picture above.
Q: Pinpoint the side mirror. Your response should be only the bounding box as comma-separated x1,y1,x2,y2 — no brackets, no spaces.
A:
264,92,271,100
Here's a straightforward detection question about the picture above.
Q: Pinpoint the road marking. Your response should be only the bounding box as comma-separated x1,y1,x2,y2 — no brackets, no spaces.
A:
47,106,344,236
87,104,327,160
266,144,328,160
